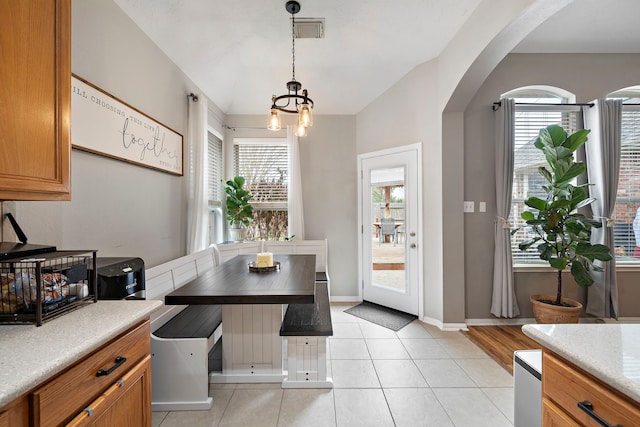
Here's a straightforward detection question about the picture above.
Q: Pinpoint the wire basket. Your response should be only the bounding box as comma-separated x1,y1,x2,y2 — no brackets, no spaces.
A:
0,250,97,326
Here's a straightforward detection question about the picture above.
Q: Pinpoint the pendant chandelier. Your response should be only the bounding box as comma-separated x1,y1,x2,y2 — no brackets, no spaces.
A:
267,0,314,137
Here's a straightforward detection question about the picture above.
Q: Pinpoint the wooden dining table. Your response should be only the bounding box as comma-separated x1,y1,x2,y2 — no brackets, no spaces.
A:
164,254,316,383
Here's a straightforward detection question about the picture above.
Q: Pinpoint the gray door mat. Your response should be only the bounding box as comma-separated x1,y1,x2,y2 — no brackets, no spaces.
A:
343,301,417,331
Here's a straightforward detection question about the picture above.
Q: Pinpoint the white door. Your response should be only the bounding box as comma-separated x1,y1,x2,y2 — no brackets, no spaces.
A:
359,144,422,315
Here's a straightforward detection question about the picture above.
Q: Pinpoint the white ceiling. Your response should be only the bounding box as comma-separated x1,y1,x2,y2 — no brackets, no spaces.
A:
513,0,640,54
113,0,640,116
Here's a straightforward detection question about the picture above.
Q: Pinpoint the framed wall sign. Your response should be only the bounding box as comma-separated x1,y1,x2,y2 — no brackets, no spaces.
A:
71,74,183,175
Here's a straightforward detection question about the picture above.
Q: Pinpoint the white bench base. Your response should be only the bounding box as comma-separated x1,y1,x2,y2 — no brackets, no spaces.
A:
282,379,333,389
209,372,286,384
283,336,332,388
150,322,222,412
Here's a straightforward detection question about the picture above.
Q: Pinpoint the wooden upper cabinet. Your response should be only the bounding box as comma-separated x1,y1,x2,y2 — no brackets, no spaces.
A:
0,0,71,201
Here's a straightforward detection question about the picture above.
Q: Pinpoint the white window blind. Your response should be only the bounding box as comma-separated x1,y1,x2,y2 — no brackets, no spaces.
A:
233,142,289,209
208,131,223,203
511,104,581,262
612,106,640,261
207,131,224,244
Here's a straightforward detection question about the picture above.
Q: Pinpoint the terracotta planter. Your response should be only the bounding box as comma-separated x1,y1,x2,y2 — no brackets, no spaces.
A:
529,294,582,324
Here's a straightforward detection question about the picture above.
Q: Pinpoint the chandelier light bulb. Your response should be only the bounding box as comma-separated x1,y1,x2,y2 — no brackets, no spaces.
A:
267,108,281,131
299,102,313,127
295,119,307,137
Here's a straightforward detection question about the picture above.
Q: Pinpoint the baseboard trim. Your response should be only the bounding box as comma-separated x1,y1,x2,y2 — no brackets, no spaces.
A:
330,296,361,303
600,316,640,323
466,318,536,326
421,316,468,331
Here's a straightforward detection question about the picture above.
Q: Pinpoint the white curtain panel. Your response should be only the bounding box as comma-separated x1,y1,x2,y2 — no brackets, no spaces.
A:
287,125,305,240
583,99,622,318
491,98,520,318
186,94,209,254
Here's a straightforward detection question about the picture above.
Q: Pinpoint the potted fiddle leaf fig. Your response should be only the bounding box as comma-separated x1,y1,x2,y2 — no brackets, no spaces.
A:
224,176,254,242
518,125,612,323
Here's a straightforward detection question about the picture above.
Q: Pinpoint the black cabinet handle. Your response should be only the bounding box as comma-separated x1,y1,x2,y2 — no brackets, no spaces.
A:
96,356,127,377
577,401,622,427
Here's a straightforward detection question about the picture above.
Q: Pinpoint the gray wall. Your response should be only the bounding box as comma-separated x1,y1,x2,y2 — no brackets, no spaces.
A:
8,0,224,267
223,115,358,298
464,53,640,319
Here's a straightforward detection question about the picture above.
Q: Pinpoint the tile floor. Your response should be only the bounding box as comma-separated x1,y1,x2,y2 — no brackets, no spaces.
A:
152,303,515,427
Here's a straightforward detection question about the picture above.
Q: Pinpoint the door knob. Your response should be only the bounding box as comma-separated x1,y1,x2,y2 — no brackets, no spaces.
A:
410,243,416,248
410,232,416,237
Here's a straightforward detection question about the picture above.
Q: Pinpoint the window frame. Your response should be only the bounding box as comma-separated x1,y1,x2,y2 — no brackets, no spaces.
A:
504,89,583,268
207,127,224,245
607,88,640,266
232,137,290,241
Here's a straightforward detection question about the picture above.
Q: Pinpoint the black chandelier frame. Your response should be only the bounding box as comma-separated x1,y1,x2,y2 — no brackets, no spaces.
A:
269,1,314,115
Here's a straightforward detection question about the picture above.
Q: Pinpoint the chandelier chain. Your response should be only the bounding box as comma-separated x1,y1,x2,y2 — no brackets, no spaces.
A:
291,12,296,82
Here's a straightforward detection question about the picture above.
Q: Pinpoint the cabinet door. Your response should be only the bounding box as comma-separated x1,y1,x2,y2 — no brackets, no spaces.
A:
0,396,28,427
542,399,579,427
66,356,152,427
0,0,71,200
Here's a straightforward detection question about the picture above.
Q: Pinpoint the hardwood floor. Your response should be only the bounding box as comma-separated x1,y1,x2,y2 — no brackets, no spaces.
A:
463,325,541,374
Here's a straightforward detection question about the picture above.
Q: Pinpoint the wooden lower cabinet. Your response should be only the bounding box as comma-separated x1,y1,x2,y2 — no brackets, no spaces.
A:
542,398,579,427
66,356,151,427
0,397,27,427
0,320,151,427
542,351,640,426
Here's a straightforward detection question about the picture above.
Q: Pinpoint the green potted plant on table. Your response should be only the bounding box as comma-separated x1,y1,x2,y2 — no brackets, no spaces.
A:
517,125,612,323
224,176,254,242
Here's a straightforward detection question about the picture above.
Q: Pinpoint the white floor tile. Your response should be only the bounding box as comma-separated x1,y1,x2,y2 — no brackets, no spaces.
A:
455,359,514,387
366,338,411,359
330,338,371,359
157,388,233,427
482,387,515,424
433,388,513,427
217,389,283,427
400,338,450,359
358,322,399,339
420,323,465,339
277,389,337,427
331,322,364,339
334,389,395,427
384,388,454,427
152,411,167,427
436,337,490,359
331,359,381,388
414,359,476,388
373,359,428,388
396,321,434,339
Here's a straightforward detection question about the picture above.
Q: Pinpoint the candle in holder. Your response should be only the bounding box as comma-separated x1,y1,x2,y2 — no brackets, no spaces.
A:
256,252,273,267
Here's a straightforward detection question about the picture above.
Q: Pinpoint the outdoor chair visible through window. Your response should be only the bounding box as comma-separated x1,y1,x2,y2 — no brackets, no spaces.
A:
379,217,398,246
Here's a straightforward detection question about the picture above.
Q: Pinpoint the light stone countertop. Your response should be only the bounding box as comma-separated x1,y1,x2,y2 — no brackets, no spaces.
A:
522,323,640,403
0,300,161,409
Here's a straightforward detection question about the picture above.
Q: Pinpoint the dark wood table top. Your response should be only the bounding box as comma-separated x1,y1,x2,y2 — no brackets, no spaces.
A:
164,254,316,305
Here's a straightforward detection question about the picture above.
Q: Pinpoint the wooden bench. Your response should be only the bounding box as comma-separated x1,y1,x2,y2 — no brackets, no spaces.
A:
280,281,333,388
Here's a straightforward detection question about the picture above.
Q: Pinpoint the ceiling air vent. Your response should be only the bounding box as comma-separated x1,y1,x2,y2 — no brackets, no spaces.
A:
293,18,325,39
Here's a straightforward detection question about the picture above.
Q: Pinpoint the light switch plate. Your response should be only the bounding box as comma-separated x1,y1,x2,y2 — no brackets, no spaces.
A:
479,202,486,212
463,201,475,213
